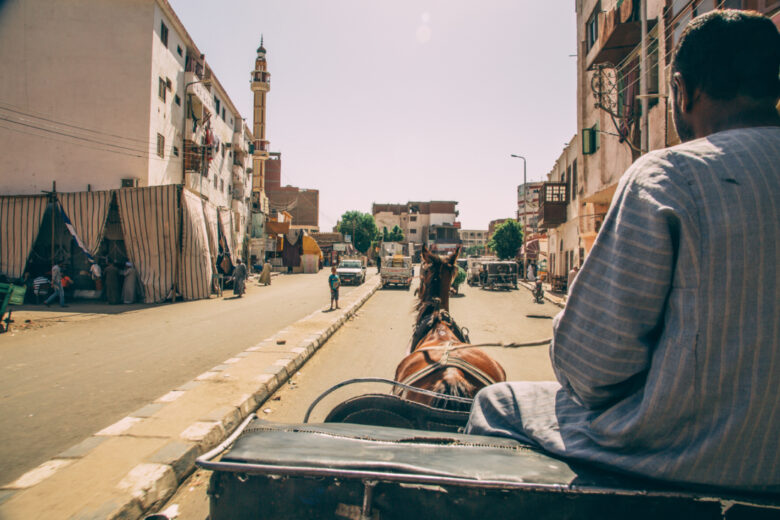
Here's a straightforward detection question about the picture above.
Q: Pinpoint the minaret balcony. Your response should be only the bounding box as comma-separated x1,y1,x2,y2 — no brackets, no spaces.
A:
253,139,270,154
251,71,271,92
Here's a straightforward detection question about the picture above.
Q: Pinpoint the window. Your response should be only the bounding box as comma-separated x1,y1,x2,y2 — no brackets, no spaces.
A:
160,21,169,47
410,229,417,234
585,2,600,54
410,215,417,222
174,94,181,106
177,45,183,56
571,159,578,200
173,146,179,157
213,175,218,188
214,97,221,114
156,133,165,158
221,108,226,121
220,179,225,193
158,77,166,102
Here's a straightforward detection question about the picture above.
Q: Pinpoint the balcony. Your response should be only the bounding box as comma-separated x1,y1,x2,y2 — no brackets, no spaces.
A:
253,139,270,155
183,140,204,174
587,0,656,68
251,70,271,92
537,182,568,230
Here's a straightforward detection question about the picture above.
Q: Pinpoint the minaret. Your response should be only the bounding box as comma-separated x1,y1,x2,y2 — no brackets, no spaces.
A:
250,36,271,210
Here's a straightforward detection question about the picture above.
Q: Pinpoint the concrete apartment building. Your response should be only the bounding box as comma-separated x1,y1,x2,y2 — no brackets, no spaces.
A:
0,0,259,300
538,0,780,284
516,181,544,235
372,201,459,251
0,0,253,215
459,229,488,252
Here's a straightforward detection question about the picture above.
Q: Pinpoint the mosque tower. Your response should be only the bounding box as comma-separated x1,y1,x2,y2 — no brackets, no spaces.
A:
250,36,271,210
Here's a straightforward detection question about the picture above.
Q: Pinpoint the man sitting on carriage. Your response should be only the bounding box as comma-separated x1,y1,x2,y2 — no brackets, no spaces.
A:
467,10,780,492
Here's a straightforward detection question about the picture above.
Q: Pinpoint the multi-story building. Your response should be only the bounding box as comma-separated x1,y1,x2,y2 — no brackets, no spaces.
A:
264,153,320,232
516,181,544,235
538,0,779,284
459,229,488,253
372,201,459,250
0,0,254,213
0,0,257,300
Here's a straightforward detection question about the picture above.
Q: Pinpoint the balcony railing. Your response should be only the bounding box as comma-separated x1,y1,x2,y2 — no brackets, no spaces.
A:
253,139,270,153
537,182,568,229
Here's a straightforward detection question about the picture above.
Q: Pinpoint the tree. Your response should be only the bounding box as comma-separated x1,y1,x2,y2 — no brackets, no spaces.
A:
388,225,404,242
338,211,378,254
464,245,485,257
488,220,524,260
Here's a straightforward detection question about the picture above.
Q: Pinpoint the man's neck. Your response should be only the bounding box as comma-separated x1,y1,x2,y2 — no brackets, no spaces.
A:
693,96,780,138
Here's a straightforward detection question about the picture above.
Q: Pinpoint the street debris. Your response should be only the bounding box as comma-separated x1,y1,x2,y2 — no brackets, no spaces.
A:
263,408,272,414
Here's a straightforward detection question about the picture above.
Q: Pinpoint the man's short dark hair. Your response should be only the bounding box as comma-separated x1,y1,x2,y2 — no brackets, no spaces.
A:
672,9,780,101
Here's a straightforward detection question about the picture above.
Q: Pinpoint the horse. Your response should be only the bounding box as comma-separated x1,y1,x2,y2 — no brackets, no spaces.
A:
393,245,506,412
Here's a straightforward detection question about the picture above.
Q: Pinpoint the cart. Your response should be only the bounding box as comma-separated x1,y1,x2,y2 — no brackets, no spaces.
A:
480,261,517,291
197,380,780,519
0,282,27,333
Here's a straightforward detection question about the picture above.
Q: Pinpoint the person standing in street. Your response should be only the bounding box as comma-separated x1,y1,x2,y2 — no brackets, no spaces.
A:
258,260,272,286
121,262,138,304
104,262,121,304
566,265,579,295
376,254,382,273
232,258,247,297
328,266,340,310
467,10,780,491
526,263,535,282
44,262,66,307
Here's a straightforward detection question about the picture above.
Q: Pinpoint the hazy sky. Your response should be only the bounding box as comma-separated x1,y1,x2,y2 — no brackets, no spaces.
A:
169,1,578,231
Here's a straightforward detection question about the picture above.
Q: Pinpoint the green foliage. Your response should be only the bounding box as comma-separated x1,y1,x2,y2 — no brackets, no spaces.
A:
488,220,524,260
465,245,485,257
338,211,378,254
388,225,404,242
452,265,466,288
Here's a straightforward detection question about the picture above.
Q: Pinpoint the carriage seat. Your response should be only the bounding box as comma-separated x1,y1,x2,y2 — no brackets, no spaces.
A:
324,393,470,433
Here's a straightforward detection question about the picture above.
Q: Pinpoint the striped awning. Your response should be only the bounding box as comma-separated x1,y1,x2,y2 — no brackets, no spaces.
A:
202,201,219,271
179,189,212,300
117,185,180,303
57,190,112,258
0,195,48,280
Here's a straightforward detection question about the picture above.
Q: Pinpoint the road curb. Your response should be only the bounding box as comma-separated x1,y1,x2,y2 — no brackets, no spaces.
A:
0,276,382,520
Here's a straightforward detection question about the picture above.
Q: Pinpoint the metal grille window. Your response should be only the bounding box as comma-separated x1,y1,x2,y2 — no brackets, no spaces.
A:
156,134,165,158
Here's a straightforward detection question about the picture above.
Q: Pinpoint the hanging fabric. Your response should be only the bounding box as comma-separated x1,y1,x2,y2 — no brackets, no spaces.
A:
179,189,212,300
0,195,48,279
218,207,237,264
116,185,179,303
57,190,113,260
202,200,220,272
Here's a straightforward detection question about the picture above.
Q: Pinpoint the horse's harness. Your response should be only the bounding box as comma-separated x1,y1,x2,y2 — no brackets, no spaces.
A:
396,341,500,391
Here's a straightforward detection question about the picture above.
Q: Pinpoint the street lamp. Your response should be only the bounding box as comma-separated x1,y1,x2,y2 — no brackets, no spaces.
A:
510,154,528,280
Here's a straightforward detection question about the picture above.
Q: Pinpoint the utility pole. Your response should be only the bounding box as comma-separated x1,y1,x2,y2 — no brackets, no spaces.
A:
510,154,527,279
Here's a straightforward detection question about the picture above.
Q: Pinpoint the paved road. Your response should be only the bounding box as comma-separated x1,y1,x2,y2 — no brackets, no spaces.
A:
0,269,374,485
160,275,561,519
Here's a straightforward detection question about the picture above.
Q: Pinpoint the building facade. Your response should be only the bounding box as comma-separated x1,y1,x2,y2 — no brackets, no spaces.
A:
537,0,780,284
0,0,254,221
372,201,459,250
516,181,544,236
264,153,320,232
459,229,488,252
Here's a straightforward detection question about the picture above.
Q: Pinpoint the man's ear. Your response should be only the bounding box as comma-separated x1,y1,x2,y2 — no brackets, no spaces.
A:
672,72,691,112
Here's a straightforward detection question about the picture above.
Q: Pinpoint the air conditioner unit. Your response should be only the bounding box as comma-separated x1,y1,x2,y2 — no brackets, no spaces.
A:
121,178,139,188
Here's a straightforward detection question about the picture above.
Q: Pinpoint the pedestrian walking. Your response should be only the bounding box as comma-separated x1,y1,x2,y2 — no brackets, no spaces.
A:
328,266,340,310
44,262,66,307
121,262,138,304
526,263,535,282
232,258,247,297
258,260,272,286
567,265,579,294
376,255,382,273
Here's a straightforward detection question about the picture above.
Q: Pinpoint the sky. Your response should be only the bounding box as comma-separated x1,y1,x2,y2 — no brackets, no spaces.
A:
168,1,578,231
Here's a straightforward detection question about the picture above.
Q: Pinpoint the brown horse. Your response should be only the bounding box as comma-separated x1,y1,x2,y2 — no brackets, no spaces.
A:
393,245,506,411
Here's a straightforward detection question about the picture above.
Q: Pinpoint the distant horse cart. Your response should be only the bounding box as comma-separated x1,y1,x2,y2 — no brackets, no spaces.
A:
197,247,779,519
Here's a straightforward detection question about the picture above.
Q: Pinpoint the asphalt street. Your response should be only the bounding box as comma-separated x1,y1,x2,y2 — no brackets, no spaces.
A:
159,273,561,519
0,270,373,485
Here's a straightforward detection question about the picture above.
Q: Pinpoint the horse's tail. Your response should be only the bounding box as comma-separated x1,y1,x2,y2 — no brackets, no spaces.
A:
430,368,476,412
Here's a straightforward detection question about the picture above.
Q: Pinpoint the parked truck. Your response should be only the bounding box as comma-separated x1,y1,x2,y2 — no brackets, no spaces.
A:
380,242,414,289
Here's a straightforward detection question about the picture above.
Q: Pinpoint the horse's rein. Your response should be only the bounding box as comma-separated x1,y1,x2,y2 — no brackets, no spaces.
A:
413,338,552,354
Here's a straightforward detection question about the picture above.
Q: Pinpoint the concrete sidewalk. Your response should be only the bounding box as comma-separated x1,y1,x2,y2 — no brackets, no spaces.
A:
3,273,283,335
518,280,567,309
0,275,381,520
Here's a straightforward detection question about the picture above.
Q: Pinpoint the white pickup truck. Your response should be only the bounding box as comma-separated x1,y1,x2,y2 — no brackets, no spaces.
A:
336,259,366,285
380,255,413,289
